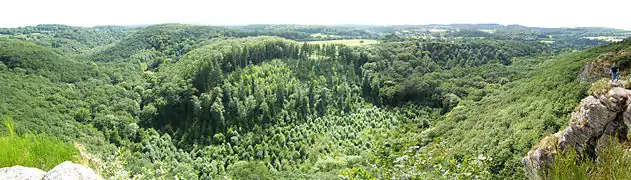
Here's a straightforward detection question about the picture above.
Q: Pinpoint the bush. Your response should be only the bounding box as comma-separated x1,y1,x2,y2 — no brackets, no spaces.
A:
614,54,631,68
0,115,80,170
313,156,348,173
339,167,375,180
588,78,611,95
625,80,631,89
227,161,273,180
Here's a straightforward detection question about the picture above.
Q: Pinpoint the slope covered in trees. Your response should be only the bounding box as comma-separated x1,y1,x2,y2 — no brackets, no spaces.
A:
1,24,629,179
0,24,129,55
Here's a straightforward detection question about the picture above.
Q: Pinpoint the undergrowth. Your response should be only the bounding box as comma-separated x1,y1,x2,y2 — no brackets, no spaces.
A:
0,115,80,170
551,137,631,180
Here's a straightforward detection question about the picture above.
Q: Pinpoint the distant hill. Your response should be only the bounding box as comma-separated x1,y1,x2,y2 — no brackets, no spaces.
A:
89,24,229,62
0,39,102,82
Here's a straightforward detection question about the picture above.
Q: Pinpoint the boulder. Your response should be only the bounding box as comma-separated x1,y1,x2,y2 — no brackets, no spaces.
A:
43,161,101,180
0,166,46,180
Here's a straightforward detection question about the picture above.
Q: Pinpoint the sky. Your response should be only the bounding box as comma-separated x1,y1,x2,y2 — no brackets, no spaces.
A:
1,0,629,30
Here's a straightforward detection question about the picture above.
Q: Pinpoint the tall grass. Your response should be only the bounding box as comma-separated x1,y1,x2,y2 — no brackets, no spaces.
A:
551,137,631,179
0,115,80,170
3,115,15,136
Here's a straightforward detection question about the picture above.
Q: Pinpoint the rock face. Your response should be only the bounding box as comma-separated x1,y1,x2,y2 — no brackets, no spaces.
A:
0,161,100,180
523,87,631,179
523,135,557,180
0,166,46,180
578,61,610,83
44,161,100,180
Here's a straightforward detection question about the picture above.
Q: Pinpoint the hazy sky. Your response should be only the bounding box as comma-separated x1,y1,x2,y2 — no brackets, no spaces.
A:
1,0,629,30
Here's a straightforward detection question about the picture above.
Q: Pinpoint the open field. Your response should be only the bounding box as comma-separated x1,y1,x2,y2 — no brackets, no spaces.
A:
304,39,379,46
479,29,495,33
540,40,555,44
584,36,625,42
310,33,342,38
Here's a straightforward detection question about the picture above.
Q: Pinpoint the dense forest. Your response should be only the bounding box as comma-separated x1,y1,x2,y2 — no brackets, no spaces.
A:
1,23,631,179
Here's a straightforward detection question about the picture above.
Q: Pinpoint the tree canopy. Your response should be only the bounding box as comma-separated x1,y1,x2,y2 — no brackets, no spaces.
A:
1,23,630,179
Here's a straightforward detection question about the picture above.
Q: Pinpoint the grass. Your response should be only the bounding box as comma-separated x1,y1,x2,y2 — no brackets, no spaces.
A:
551,137,631,180
0,115,80,170
304,39,379,46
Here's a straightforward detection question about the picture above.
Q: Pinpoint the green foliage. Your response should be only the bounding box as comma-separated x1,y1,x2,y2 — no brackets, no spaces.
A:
551,138,631,179
228,161,273,180
339,167,376,180
588,78,612,95
2,115,15,136
89,24,229,62
0,39,104,83
0,116,80,170
359,39,542,106
425,51,592,178
0,24,129,55
0,23,628,179
232,24,379,40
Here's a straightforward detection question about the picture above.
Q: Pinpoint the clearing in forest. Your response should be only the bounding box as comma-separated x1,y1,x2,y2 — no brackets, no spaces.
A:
304,39,378,46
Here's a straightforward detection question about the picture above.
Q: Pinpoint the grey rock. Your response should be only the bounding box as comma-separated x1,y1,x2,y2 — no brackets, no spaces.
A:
577,62,610,83
596,120,628,152
524,87,631,179
558,95,618,153
43,161,101,180
523,135,557,180
0,166,46,180
623,100,631,130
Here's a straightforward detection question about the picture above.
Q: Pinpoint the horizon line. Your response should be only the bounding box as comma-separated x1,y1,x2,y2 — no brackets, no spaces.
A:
1,23,629,31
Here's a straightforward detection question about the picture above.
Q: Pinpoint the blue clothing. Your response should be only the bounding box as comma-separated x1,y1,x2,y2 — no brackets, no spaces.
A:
611,65,620,81
612,72,620,81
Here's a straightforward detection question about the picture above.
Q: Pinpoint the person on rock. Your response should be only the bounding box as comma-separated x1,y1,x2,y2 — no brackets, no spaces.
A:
611,64,619,82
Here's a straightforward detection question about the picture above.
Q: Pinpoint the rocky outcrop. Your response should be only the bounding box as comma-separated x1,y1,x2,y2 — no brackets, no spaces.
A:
523,135,558,179
0,166,46,180
578,61,611,83
43,161,100,180
0,161,101,180
523,87,631,179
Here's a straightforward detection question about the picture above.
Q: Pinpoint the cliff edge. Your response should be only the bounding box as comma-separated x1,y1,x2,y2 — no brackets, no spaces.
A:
523,85,631,179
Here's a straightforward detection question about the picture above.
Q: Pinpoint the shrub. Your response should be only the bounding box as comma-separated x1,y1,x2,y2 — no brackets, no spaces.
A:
227,161,273,180
625,80,631,89
588,78,611,95
339,167,376,180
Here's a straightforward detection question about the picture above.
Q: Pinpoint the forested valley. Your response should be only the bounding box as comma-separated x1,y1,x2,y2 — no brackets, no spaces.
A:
1,24,631,179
